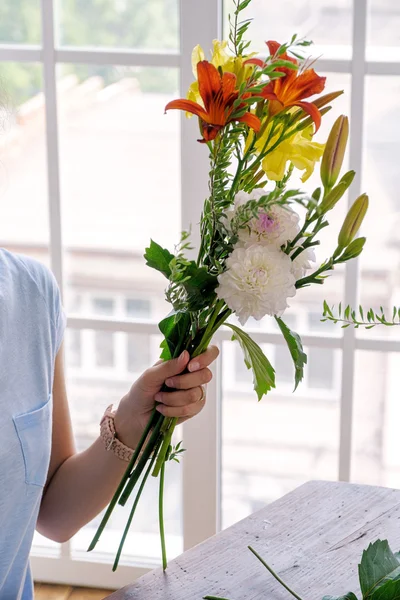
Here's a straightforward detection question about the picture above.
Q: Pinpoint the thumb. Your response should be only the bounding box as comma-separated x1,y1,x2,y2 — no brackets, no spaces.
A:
145,350,190,386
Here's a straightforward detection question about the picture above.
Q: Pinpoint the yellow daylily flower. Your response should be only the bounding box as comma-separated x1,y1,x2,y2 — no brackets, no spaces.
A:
258,124,325,183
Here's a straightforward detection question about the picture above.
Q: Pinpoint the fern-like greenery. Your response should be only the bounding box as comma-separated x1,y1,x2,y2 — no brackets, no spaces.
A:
322,301,400,329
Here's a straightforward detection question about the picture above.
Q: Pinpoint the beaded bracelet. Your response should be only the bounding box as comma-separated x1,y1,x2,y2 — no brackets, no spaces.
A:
100,404,134,462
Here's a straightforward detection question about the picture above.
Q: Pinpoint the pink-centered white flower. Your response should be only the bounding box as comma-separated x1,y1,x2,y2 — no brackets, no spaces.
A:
226,190,301,249
216,244,296,325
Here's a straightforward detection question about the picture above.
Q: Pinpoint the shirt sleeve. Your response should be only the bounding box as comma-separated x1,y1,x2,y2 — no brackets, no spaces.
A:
48,270,67,356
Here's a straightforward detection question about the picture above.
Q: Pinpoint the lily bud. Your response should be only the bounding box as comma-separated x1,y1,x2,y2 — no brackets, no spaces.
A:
312,90,344,110
338,193,369,250
321,115,349,190
339,237,366,262
318,170,356,214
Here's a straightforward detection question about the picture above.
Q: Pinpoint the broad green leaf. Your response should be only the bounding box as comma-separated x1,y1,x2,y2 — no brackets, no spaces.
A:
322,594,358,600
359,540,400,598
370,579,400,600
181,262,218,311
144,240,174,279
225,323,275,400
158,311,191,360
275,316,307,391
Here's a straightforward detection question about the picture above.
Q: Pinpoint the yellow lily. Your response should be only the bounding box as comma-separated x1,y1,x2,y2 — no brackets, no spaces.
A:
257,124,325,183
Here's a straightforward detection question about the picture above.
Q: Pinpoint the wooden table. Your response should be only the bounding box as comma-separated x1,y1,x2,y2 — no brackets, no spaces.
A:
107,480,400,600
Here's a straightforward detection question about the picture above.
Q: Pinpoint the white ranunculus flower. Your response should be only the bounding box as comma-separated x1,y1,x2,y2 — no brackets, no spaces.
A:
291,246,316,281
224,189,301,249
216,244,296,325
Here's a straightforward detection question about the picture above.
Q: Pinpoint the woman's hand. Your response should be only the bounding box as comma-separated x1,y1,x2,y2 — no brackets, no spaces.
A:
114,346,219,448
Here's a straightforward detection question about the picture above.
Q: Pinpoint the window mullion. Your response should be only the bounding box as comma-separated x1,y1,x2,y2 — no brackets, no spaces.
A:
180,0,221,550
338,0,368,482
41,0,64,293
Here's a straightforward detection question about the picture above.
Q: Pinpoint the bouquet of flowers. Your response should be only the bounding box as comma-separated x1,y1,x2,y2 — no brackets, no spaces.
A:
89,0,369,570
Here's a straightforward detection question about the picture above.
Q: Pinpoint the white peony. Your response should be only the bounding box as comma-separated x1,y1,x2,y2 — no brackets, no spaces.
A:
290,246,316,281
225,190,301,249
216,244,296,325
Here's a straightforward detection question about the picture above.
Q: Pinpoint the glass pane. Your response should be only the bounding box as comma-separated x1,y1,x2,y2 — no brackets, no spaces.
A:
224,0,353,56
57,65,180,321
0,2,41,44
351,351,400,488
358,76,400,340
66,331,183,563
0,62,49,266
368,0,400,49
58,0,179,51
222,340,341,529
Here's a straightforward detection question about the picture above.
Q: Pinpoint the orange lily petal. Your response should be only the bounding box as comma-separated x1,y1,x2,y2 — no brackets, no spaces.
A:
221,71,238,104
289,69,326,101
266,41,281,57
165,99,208,121
236,112,261,133
294,101,322,131
197,61,222,111
244,57,265,68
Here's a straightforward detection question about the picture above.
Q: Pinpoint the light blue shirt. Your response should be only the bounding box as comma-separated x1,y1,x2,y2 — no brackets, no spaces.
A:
0,248,66,599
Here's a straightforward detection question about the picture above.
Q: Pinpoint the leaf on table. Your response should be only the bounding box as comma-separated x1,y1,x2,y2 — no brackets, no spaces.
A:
359,540,400,598
322,594,359,600
144,240,175,279
225,323,275,400
369,579,400,600
275,316,307,390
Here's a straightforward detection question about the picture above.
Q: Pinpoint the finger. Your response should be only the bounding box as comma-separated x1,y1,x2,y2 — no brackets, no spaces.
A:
144,350,190,386
155,386,204,408
187,345,219,372
165,367,212,390
156,388,206,419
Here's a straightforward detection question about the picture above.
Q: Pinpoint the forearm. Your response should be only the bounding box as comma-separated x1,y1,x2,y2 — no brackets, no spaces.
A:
37,433,140,543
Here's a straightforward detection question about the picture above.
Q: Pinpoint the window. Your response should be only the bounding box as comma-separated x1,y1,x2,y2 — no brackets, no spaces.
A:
2,0,400,589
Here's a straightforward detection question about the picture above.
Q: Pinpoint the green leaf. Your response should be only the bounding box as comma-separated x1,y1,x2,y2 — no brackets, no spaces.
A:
144,240,174,279
181,262,219,311
158,311,191,360
370,579,400,600
322,594,358,600
225,323,275,400
359,540,400,598
275,316,307,391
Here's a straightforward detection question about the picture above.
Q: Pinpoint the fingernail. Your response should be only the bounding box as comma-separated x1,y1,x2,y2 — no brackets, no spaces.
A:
188,361,200,372
179,350,187,361
165,378,174,387
156,405,164,414
155,393,162,402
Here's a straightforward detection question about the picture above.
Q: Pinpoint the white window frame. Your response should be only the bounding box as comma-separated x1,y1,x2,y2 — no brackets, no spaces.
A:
2,0,400,589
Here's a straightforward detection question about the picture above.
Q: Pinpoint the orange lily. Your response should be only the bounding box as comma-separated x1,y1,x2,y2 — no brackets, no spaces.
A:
165,60,261,142
260,41,326,131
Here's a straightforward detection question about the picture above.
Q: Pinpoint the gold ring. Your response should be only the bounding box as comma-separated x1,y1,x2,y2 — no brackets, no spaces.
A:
199,386,206,402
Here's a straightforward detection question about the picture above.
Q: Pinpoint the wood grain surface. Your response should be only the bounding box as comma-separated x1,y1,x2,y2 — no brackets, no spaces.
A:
106,480,400,600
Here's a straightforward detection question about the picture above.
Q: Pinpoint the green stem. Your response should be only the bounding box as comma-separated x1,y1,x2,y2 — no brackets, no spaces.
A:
203,596,233,600
118,411,164,506
112,440,162,571
295,259,334,289
159,460,167,570
152,417,177,478
248,546,305,600
87,407,158,552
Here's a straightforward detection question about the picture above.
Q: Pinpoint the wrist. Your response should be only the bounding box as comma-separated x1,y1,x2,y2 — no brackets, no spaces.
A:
100,404,142,462
113,401,143,449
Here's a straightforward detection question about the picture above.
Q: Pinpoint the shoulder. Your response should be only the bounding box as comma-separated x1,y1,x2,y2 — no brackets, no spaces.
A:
0,248,61,322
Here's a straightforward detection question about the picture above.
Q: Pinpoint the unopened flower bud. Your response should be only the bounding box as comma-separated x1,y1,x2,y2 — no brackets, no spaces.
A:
318,169,355,214
338,193,369,250
321,116,349,190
